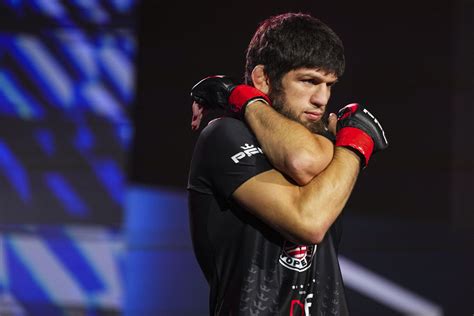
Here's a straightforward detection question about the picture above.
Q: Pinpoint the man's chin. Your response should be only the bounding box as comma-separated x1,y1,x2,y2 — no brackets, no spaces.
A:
270,93,327,134
302,119,326,134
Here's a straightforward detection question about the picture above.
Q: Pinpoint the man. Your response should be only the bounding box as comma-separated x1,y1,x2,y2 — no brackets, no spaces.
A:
188,13,388,315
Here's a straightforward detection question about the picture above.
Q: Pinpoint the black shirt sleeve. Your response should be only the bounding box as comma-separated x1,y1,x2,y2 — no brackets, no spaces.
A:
188,117,272,199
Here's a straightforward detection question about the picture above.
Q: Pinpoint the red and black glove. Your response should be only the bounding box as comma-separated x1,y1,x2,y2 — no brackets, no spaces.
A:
335,103,388,167
190,75,270,116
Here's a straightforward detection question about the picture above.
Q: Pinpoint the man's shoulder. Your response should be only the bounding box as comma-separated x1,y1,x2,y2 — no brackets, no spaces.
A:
203,116,246,131
199,116,250,140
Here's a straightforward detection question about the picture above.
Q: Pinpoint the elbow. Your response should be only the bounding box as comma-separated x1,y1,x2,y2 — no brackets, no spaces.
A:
303,225,327,245
290,219,329,245
287,150,330,186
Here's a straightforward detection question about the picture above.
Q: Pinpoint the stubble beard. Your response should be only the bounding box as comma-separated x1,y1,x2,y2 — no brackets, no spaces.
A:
269,89,327,134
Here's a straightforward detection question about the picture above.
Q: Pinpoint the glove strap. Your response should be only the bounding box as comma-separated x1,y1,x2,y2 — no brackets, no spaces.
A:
229,85,271,115
336,127,374,166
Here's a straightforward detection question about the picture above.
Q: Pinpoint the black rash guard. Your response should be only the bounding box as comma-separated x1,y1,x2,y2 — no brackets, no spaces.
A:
188,117,349,316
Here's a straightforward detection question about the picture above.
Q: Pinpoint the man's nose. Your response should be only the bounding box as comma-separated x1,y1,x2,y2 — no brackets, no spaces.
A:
310,84,330,108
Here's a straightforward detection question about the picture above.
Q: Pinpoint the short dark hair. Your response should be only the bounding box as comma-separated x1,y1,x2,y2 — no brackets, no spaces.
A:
244,13,345,89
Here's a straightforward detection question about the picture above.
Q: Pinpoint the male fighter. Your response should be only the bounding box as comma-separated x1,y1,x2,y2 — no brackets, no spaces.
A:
187,13,388,315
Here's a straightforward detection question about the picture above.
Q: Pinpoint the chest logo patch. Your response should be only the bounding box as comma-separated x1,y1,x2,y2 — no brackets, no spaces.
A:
279,242,317,272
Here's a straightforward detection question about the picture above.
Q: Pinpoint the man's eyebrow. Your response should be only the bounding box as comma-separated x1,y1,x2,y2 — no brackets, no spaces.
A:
298,72,339,83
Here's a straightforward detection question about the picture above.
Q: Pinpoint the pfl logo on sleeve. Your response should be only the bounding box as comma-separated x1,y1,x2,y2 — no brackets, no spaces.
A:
231,143,263,163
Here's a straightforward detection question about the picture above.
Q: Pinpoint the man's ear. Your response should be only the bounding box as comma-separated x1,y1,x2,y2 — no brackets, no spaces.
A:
251,65,270,94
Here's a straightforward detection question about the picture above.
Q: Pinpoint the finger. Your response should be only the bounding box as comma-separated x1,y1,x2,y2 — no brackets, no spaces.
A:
191,101,204,131
328,112,337,135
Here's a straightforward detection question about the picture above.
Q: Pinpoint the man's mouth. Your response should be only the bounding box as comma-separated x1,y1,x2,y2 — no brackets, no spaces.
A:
304,111,323,121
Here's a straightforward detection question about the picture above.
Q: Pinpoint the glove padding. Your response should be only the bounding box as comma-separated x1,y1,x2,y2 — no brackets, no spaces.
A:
335,103,388,167
190,75,270,116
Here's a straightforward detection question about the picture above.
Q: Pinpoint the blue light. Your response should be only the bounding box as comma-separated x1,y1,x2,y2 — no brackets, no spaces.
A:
0,70,44,119
13,35,74,108
112,0,134,12
55,30,98,80
124,186,209,315
125,186,189,245
74,125,95,153
99,46,134,102
6,0,22,8
31,0,66,19
34,129,55,156
116,122,133,149
0,140,30,202
74,0,110,24
44,230,105,293
6,239,62,315
82,82,125,122
0,0,138,313
44,172,89,217
91,159,124,205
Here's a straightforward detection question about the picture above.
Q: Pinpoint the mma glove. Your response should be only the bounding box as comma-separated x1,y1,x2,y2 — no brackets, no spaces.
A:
190,75,271,117
335,103,388,168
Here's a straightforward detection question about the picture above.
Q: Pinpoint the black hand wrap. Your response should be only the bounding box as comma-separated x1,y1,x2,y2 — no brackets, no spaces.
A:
190,75,236,110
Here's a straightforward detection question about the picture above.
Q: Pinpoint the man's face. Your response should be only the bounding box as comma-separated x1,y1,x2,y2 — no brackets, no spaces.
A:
269,68,338,134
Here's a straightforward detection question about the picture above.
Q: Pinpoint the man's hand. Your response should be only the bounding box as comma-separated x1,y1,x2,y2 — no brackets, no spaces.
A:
190,75,270,129
335,103,388,167
190,75,236,111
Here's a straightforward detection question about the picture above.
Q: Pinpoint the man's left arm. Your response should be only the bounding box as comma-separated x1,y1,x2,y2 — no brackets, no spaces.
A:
244,101,334,185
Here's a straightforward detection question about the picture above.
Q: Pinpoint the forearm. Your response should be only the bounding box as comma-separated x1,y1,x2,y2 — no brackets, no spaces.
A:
244,101,333,185
295,147,360,243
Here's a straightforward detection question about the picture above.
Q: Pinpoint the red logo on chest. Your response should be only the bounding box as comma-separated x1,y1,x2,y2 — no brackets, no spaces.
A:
279,242,317,272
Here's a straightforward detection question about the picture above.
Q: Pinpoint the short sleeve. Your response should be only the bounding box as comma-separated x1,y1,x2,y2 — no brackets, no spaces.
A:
187,117,272,199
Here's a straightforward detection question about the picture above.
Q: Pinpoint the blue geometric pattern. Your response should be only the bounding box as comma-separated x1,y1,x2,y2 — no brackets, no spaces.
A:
0,140,31,203
0,226,124,315
0,118,126,224
0,0,136,224
0,32,135,122
0,0,137,313
0,69,44,119
44,172,90,217
2,0,136,26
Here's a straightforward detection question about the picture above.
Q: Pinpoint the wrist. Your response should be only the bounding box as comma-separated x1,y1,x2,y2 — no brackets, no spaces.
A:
334,146,362,169
243,99,271,121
